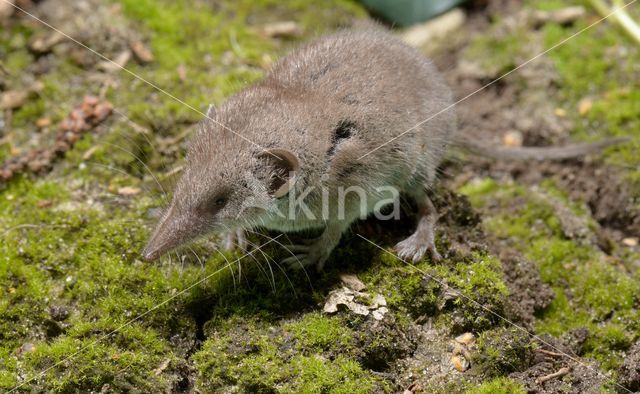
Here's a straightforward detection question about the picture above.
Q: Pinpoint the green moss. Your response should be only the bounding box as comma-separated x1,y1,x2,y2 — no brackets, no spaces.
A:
290,355,380,394
467,377,527,394
473,327,534,378
465,1,640,190
194,317,385,393
364,247,509,334
464,24,535,77
0,177,207,391
110,0,366,128
285,313,353,352
3,49,32,76
12,98,45,127
461,179,640,371
20,326,178,392
541,16,640,190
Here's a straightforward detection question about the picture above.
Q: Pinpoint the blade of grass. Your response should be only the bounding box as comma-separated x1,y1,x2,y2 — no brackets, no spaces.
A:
590,0,640,44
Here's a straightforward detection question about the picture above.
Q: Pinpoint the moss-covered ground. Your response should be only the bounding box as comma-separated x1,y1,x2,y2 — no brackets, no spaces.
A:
1,0,639,392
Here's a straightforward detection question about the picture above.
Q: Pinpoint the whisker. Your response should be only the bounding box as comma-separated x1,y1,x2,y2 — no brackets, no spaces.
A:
243,237,298,298
245,229,314,292
186,246,205,272
242,237,277,294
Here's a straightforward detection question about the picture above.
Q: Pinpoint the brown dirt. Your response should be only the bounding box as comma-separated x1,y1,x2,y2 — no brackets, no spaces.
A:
618,340,640,392
499,251,555,330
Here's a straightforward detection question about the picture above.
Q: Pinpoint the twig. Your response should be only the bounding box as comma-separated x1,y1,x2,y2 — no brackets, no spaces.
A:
536,367,571,384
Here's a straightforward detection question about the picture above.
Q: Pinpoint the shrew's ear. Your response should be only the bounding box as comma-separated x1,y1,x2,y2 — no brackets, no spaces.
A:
257,149,300,198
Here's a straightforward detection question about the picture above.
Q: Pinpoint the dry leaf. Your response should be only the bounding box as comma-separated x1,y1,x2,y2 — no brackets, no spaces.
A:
323,286,387,319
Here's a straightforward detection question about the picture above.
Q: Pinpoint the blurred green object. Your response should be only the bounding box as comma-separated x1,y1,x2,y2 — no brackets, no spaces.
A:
359,0,465,27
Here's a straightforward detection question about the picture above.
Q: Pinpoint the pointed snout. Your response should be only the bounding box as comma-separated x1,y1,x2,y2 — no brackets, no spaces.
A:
142,240,164,262
142,207,203,262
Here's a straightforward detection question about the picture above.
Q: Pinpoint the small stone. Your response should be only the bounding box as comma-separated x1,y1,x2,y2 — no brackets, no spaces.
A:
372,306,388,321
623,237,638,247
117,186,142,196
554,108,567,117
451,354,470,372
578,98,593,115
36,117,52,128
502,130,523,147
455,332,476,346
261,21,302,38
0,0,15,21
0,89,29,110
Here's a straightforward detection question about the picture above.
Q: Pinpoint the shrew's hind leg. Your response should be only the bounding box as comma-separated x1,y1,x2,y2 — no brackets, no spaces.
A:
395,188,441,262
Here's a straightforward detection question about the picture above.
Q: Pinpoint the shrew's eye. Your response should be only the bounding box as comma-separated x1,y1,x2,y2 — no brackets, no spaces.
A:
214,197,226,207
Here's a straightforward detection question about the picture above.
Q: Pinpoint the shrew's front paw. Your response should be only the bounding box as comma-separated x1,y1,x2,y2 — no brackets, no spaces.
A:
394,232,441,263
282,238,332,272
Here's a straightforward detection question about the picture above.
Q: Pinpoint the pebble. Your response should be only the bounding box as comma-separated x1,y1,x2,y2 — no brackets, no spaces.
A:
261,21,302,38
502,130,523,147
